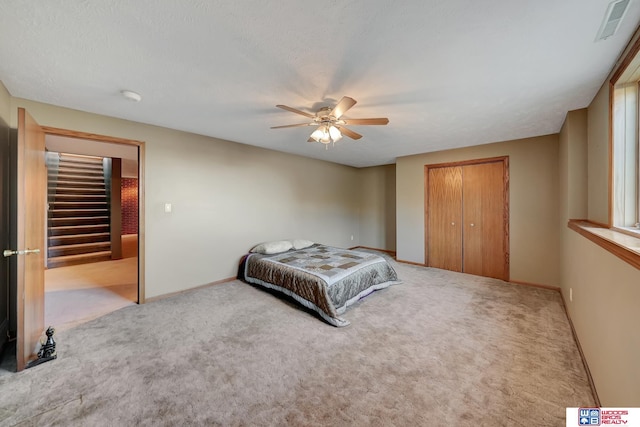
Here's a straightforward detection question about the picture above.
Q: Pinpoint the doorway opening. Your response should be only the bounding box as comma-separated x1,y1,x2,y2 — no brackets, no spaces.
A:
42,129,144,331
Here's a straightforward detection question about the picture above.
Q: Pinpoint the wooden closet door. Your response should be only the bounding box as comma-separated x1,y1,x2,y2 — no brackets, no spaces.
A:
462,161,507,280
427,166,463,272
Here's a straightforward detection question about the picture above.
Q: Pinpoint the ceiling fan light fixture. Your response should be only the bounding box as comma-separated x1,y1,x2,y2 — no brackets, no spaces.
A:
319,127,331,144
310,125,337,145
271,96,388,147
310,127,325,142
329,125,342,142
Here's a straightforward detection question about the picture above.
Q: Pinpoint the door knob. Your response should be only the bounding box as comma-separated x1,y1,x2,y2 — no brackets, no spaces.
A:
451,222,455,226
470,223,475,227
3,248,41,257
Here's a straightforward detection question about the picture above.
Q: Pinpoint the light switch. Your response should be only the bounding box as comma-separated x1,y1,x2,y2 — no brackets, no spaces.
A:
164,203,172,213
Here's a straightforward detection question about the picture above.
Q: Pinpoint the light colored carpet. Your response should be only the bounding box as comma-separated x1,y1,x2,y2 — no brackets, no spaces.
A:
0,255,594,426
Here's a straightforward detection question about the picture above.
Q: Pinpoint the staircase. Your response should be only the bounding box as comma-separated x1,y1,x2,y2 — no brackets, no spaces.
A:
47,153,112,268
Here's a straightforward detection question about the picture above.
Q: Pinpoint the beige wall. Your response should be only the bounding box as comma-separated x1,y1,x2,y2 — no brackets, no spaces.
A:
358,164,396,251
560,83,640,405
562,230,640,405
559,109,588,223
587,82,611,224
396,135,561,286
0,82,10,124
9,98,364,298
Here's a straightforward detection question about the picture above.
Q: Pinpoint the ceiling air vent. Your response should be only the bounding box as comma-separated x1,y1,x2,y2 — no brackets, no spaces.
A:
596,0,631,41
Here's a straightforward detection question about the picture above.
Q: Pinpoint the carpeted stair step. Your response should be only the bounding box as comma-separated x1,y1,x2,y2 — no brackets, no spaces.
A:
59,154,103,163
48,224,110,236
48,241,111,257
59,152,103,160
48,163,104,176
58,155,103,163
49,208,109,218
50,186,106,195
49,180,105,189
49,232,110,247
47,251,112,268
49,216,109,227
49,173,104,183
50,169,102,180
55,161,104,171
49,201,108,210
54,193,107,202
50,170,103,178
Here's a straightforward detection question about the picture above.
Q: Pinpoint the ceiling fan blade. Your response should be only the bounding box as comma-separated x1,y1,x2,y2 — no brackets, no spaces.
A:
342,118,389,126
276,105,315,119
270,123,313,129
330,96,357,119
307,137,316,142
336,125,362,140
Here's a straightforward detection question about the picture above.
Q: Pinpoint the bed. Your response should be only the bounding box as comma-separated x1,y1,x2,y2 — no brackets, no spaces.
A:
239,240,400,327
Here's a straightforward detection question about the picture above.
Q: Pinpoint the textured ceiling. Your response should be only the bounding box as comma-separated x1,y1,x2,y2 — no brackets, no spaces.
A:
1,1,639,167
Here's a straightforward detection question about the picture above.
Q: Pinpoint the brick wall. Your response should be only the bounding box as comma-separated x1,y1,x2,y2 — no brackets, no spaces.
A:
121,178,138,235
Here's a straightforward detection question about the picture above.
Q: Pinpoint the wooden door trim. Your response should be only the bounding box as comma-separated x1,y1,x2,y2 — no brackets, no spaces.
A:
503,157,510,280
16,109,31,371
423,156,509,170
41,126,146,303
424,156,510,280
40,127,145,145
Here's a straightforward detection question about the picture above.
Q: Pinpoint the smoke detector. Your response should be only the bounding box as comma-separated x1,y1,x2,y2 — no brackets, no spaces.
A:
121,90,142,102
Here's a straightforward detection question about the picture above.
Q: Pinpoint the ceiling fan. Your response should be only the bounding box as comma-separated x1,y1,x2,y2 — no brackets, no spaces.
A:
271,96,389,147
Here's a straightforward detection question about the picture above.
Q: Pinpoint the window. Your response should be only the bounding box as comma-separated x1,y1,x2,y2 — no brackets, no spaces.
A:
570,34,640,270
611,42,640,235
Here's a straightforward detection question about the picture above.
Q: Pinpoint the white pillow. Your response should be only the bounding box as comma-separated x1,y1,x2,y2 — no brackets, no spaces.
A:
250,240,293,254
290,239,314,250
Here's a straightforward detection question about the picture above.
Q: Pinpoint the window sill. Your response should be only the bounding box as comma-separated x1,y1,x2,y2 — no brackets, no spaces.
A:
614,226,640,238
568,219,640,270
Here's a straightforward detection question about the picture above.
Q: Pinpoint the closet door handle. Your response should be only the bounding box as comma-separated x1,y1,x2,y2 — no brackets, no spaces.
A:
451,222,455,226
470,223,475,227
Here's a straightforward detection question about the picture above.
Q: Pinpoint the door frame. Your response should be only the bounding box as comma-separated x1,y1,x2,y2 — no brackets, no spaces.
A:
41,126,146,303
424,156,510,279
0,114,9,355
